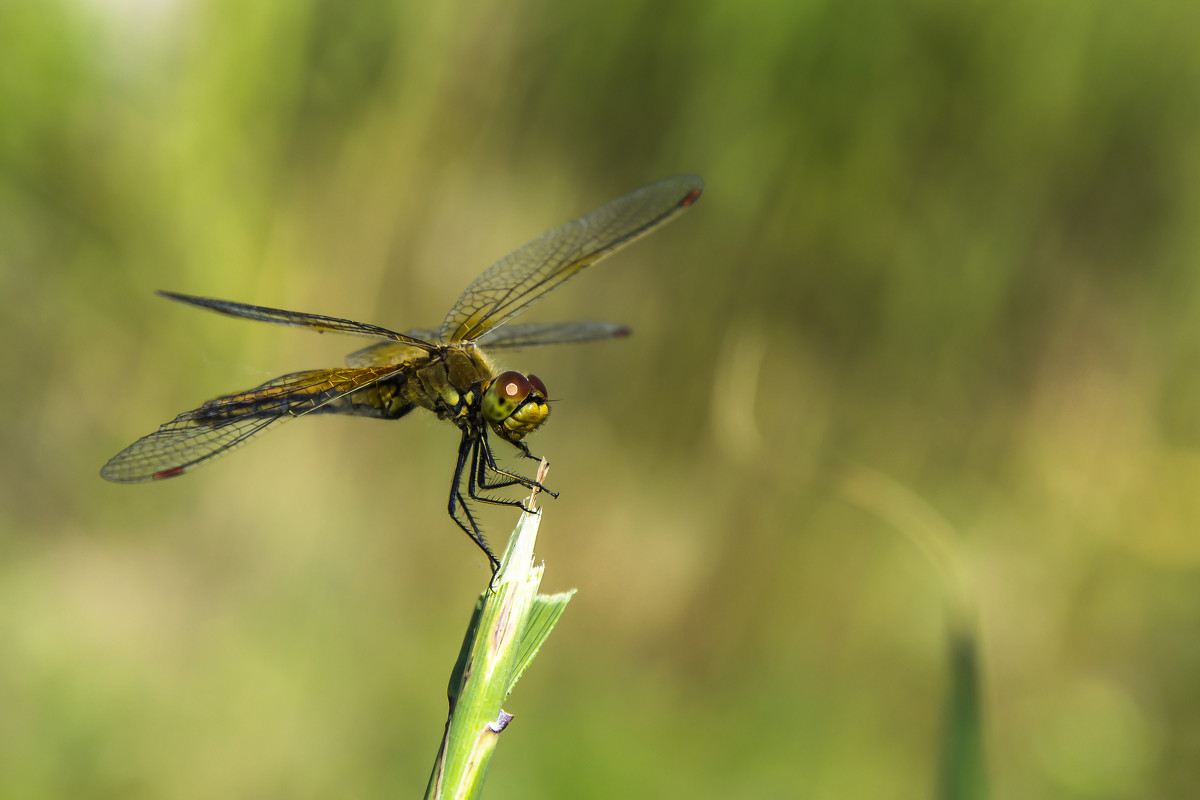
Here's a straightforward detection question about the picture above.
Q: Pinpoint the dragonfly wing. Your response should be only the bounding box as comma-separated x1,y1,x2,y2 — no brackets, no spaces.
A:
158,291,436,348
100,365,409,483
398,328,441,343
346,322,631,360
440,175,703,343
472,321,631,349
344,330,441,366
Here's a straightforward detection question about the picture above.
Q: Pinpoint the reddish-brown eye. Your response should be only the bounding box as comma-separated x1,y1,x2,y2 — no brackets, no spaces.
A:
495,371,531,403
528,374,547,397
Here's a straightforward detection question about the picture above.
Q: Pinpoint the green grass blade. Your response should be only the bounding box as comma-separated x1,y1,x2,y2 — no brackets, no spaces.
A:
509,590,575,696
426,465,574,799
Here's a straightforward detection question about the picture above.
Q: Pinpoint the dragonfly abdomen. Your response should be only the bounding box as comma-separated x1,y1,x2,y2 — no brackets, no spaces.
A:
183,370,414,422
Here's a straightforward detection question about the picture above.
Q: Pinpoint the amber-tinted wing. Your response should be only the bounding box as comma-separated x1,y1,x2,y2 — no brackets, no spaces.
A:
440,175,703,344
343,337,440,367
100,365,406,483
158,291,436,349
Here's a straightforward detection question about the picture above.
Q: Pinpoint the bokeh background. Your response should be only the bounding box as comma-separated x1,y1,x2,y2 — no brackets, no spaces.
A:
3,0,1200,797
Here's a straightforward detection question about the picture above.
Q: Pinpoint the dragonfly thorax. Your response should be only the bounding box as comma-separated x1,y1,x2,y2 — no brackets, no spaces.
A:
483,371,550,442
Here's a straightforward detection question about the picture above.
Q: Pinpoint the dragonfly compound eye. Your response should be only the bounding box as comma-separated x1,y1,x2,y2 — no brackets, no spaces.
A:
528,374,547,398
483,371,531,422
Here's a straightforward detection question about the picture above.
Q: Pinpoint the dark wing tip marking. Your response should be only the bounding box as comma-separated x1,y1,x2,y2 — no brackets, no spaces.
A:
679,187,703,207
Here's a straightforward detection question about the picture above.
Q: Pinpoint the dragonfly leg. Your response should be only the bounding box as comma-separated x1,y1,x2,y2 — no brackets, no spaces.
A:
475,433,558,502
511,440,541,461
447,430,500,573
487,437,558,500
468,434,531,510
502,441,558,500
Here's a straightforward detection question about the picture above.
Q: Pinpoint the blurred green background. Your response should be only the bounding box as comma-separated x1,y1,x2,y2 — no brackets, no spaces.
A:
3,0,1200,797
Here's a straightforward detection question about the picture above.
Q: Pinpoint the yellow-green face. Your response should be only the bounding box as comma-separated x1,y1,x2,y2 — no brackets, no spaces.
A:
482,371,550,442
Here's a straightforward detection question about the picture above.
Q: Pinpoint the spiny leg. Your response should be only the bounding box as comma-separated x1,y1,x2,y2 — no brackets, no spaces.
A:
478,434,559,500
511,439,541,461
505,440,559,498
474,435,534,493
446,430,500,573
467,434,530,511
455,488,498,573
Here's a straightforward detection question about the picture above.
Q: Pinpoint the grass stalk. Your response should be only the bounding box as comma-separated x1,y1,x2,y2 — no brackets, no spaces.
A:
425,462,575,800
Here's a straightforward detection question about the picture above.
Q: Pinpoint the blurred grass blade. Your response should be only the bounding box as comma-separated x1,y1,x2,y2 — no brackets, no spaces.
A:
426,463,574,800
839,465,988,799
939,625,988,800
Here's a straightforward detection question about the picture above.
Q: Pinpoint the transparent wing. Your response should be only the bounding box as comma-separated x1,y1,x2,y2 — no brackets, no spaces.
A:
100,365,407,483
440,175,703,343
469,321,631,349
345,322,631,364
158,291,436,349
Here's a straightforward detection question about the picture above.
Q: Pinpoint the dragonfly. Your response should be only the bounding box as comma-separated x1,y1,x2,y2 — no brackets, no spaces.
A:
101,175,703,572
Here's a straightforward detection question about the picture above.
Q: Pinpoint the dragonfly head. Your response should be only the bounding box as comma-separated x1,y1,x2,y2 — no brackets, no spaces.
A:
483,371,550,442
